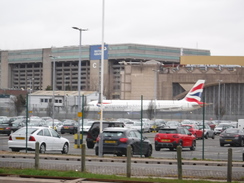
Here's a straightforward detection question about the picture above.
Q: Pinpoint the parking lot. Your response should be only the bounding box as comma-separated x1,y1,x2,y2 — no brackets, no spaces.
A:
1,131,243,161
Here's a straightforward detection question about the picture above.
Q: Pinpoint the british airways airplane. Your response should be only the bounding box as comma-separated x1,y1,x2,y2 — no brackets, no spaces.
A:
87,80,205,112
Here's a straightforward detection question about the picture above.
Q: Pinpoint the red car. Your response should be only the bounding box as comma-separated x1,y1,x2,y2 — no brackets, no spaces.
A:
154,127,196,151
181,124,203,139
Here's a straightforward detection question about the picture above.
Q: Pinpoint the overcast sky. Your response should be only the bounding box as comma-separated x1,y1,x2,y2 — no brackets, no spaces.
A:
1,0,243,56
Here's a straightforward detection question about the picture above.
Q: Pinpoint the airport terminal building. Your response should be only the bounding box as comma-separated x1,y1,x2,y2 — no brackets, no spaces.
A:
1,43,244,120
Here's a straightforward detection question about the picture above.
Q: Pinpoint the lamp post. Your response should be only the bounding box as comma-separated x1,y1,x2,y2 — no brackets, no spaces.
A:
99,0,105,157
218,80,223,122
49,55,57,129
28,77,34,114
152,69,160,131
72,27,88,147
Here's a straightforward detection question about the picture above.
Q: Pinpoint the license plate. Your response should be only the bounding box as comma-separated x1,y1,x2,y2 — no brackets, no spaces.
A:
161,139,170,142
0,128,4,130
64,127,69,129
105,140,116,144
16,137,25,140
225,139,232,142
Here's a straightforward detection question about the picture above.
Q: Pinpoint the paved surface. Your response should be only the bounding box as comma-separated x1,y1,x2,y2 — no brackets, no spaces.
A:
0,177,114,183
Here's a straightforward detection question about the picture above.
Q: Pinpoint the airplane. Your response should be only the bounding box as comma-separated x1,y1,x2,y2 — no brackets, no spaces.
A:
87,80,206,112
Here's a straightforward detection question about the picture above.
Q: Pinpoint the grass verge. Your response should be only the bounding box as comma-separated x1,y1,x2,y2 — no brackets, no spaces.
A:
0,168,240,183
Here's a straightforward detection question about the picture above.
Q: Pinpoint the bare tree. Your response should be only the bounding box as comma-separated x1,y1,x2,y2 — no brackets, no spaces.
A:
12,94,26,116
214,101,226,120
46,101,53,117
147,100,156,120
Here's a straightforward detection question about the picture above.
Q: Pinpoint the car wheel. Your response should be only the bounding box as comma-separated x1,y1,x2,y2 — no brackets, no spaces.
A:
116,153,123,156
155,146,160,151
39,143,46,154
11,148,20,152
220,143,224,147
169,147,174,151
61,132,64,134
190,141,196,151
87,141,94,149
61,143,69,154
205,133,209,139
145,145,152,157
212,134,215,139
240,140,244,147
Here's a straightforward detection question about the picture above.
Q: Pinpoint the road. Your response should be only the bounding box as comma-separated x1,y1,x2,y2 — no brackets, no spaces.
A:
0,132,244,161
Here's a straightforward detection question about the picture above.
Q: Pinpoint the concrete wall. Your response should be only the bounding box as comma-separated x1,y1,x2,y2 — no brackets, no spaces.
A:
42,48,52,90
0,51,9,88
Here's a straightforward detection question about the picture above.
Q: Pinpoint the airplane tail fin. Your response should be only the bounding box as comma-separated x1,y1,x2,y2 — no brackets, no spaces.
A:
183,80,205,104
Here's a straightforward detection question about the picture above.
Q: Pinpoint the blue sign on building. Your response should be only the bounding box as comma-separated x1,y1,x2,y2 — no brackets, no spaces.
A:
90,45,108,60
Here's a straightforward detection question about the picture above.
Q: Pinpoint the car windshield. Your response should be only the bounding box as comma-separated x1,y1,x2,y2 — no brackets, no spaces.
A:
158,129,177,134
225,128,239,133
12,123,21,127
217,123,230,127
63,122,74,126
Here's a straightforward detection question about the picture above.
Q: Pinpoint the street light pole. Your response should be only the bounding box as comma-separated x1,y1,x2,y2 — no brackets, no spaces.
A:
49,55,57,129
152,69,159,132
99,0,105,157
218,80,223,122
27,77,34,116
72,27,88,147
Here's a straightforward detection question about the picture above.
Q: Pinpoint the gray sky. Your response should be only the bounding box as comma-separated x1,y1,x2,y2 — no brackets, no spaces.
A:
1,0,244,56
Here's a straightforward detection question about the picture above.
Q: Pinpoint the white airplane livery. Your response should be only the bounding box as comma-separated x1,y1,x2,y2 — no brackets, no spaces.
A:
87,80,205,112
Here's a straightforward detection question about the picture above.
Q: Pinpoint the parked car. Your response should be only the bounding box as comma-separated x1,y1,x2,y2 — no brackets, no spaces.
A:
95,127,153,157
0,116,9,124
0,123,12,136
86,121,125,149
198,124,215,139
214,123,233,135
44,121,63,132
8,127,69,154
154,127,196,151
11,120,26,132
79,119,94,133
129,121,150,133
181,124,203,139
60,120,78,134
206,121,217,130
165,121,181,128
219,128,244,147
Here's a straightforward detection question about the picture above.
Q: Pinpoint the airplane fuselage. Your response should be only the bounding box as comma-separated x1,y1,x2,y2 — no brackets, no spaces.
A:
87,100,201,112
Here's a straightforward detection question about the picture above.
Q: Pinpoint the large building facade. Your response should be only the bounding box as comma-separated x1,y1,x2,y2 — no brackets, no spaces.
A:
2,43,244,120
0,43,210,99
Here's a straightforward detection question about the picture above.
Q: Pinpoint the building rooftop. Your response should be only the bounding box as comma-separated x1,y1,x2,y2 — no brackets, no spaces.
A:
30,90,98,96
